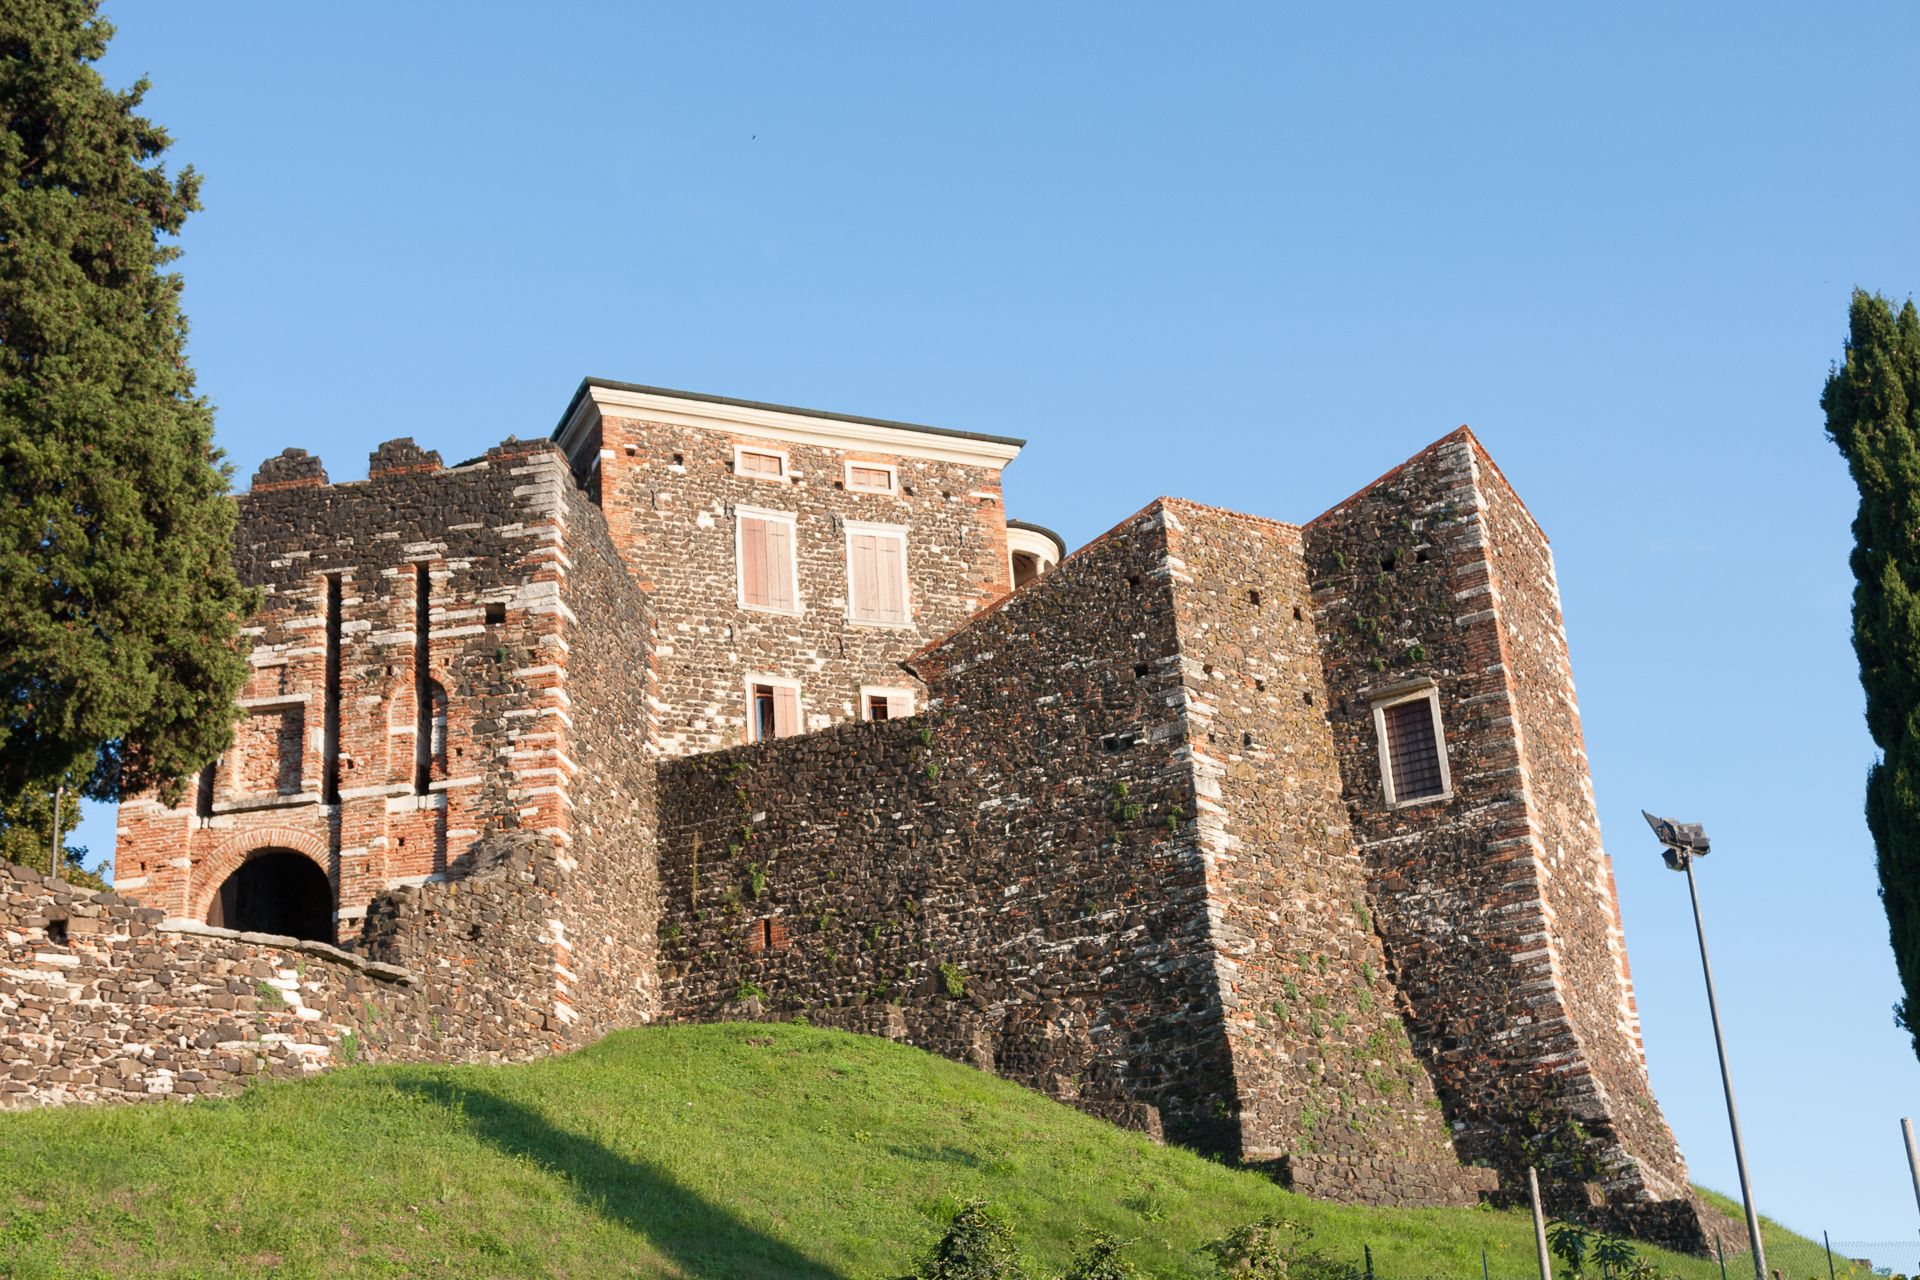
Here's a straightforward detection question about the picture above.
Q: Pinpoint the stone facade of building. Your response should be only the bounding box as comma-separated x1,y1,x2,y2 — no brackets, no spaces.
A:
73,383,1707,1246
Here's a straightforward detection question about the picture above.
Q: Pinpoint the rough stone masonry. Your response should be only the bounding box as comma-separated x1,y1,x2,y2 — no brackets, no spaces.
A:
0,380,1715,1247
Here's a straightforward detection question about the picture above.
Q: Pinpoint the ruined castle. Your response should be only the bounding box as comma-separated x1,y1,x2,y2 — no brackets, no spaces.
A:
1,379,1713,1246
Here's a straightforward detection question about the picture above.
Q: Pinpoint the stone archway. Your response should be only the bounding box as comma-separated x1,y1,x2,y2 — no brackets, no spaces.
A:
205,848,336,944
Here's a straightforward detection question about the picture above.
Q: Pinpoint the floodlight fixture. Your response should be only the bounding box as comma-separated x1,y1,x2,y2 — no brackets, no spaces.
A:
1643,805,1764,1279
1642,810,1709,870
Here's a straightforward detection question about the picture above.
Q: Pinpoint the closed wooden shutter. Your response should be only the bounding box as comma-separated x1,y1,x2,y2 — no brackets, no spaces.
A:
741,515,795,611
876,536,906,624
740,516,769,607
773,684,801,738
850,532,907,624
849,533,879,621
1383,698,1445,800
764,519,795,611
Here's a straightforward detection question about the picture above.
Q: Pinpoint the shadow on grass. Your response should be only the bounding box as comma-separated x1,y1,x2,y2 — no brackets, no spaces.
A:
398,1078,844,1279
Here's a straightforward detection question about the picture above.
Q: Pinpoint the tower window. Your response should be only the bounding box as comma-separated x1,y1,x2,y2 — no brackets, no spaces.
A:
737,509,800,614
746,676,802,742
845,461,898,494
1372,685,1451,807
860,686,916,722
733,445,788,480
845,523,910,627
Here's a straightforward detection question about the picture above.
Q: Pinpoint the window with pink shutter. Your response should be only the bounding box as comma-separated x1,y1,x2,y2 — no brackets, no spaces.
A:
847,526,908,625
736,448,785,478
738,512,797,613
847,463,895,493
773,685,800,737
747,679,802,742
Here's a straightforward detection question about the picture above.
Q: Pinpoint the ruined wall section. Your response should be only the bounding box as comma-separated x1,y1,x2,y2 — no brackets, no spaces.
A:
3,852,565,1109
590,411,1012,756
654,506,1240,1149
1159,501,1485,1206
1304,431,1701,1244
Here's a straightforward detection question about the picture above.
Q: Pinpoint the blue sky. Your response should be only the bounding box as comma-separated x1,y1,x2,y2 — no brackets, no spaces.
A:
75,1,1920,1241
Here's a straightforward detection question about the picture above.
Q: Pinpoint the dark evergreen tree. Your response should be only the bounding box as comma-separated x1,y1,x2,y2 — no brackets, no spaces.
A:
1824,289,1920,1056
0,0,252,838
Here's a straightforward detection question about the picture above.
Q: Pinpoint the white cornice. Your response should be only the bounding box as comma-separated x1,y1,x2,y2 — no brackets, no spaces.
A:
556,385,1024,472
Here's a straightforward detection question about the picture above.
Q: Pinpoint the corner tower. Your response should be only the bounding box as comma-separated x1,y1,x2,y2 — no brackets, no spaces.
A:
1305,428,1706,1246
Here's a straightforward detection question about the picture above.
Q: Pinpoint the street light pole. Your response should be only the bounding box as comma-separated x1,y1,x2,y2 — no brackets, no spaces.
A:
1680,853,1767,1280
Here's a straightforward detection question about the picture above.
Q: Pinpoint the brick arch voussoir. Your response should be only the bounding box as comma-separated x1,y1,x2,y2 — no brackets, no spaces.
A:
191,826,334,922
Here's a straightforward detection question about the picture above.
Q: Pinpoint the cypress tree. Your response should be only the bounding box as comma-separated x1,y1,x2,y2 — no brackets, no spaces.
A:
0,0,252,835
1824,289,1920,1056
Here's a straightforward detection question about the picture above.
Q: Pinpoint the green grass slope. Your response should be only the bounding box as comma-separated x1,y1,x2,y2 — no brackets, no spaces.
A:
0,1023,1825,1279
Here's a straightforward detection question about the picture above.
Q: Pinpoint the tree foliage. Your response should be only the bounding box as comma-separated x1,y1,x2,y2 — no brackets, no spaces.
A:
0,0,252,819
0,782,100,886
1825,290,1920,1055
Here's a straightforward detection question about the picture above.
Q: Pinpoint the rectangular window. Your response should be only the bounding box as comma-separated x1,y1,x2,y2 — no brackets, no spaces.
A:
737,509,799,613
861,686,916,721
746,676,802,742
846,523,909,626
845,461,897,494
1372,686,1451,806
733,445,788,481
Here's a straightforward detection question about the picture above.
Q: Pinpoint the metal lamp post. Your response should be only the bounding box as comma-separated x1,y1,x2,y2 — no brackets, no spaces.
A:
1642,811,1767,1280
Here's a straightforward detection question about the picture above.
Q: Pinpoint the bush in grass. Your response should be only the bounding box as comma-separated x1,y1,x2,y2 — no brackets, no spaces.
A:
1200,1214,1361,1278
901,1200,1029,1280
1057,1232,1140,1280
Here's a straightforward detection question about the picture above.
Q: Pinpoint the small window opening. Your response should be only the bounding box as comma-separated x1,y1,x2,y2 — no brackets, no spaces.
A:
672,452,684,466
46,917,68,946
1134,662,1151,677
1127,574,1142,589
1417,548,1432,564
1303,690,1314,705
866,693,891,722
1255,678,1267,692
1380,694,1448,804
1292,605,1303,621
1242,731,1256,748
753,685,777,742
484,602,506,626
760,919,774,949
1381,553,1398,571
737,449,785,478
195,762,216,819
1247,589,1262,607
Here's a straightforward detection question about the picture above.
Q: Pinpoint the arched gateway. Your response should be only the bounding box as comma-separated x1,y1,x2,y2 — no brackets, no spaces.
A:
204,848,335,944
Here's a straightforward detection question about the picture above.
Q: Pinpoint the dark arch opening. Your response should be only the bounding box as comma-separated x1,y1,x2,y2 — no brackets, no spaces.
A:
207,849,335,944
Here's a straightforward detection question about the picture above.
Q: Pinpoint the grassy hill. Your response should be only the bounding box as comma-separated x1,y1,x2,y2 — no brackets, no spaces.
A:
0,1022,1829,1279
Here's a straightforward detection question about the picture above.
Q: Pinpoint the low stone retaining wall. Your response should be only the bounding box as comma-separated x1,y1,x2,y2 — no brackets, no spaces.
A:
1,856,560,1109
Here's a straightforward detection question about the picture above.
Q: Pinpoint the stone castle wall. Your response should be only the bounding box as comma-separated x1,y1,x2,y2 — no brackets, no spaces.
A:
1155,500,1483,1202
654,509,1230,1147
651,501,1497,1207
